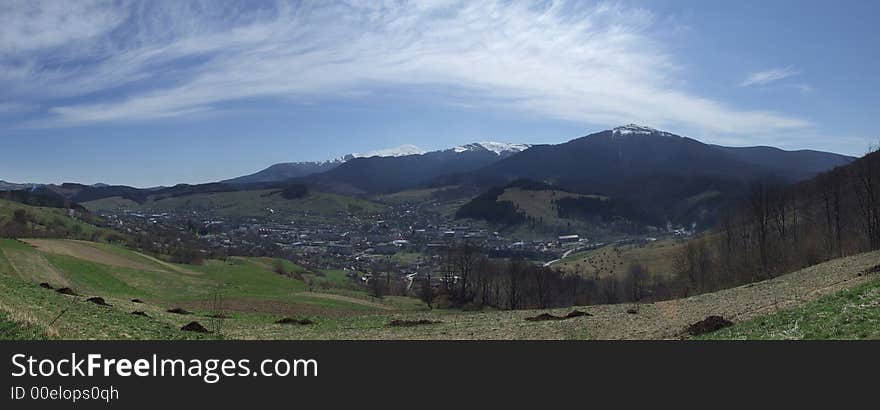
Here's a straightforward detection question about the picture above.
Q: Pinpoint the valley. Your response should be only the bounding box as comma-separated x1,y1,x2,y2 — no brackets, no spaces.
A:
1,125,876,340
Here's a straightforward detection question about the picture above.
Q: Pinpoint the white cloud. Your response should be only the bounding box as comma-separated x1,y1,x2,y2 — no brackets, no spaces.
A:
741,66,800,87
0,0,126,53
2,0,810,136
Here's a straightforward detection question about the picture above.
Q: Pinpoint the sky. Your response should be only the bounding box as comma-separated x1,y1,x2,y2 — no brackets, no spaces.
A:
1,0,878,187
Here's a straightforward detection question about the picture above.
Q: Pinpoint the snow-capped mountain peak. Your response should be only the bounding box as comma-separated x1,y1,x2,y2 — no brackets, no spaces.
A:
453,141,532,155
612,124,675,137
353,144,425,158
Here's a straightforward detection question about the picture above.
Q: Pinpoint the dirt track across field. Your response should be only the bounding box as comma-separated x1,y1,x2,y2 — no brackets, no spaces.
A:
23,239,160,271
298,292,394,310
21,239,201,275
0,247,70,287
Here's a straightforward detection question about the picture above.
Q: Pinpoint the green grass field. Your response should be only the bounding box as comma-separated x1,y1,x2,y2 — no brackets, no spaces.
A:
498,188,606,228
554,239,686,279
0,309,48,340
0,238,424,339
374,188,442,205
701,276,880,340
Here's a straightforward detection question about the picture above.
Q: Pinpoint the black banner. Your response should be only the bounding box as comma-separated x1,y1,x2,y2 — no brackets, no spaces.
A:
0,341,874,408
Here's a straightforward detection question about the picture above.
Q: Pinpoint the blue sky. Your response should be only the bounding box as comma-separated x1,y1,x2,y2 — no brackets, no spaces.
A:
1,0,878,187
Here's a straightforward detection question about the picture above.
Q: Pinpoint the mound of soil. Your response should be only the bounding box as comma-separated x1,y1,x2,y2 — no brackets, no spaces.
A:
687,315,734,336
167,308,191,315
55,287,78,296
180,321,210,333
86,297,111,306
388,319,440,327
526,313,563,322
131,311,151,318
131,299,144,303
526,310,592,322
565,310,591,318
208,313,230,319
39,282,54,289
626,308,639,315
275,317,314,325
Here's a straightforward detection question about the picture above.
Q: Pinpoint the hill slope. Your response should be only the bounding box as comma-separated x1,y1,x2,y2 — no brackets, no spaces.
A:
82,188,386,218
0,239,411,339
2,238,875,340
222,159,348,185
711,145,853,181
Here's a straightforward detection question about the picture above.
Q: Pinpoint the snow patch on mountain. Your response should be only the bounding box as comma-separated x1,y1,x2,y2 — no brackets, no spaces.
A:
354,144,425,158
612,124,676,137
453,142,532,155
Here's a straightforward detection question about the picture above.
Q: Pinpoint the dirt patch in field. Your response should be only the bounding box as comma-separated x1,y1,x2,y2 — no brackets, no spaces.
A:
86,297,111,306
166,308,192,315
525,310,591,322
686,316,733,336
181,321,209,333
23,239,160,272
276,317,314,325
55,287,78,296
565,310,591,318
388,319,440,327
39,282,53,289
525,313,562,322
131,311,151,318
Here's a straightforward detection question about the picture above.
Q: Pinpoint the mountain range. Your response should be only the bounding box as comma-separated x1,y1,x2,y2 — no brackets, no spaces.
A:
299,142,532,194
444,125,852,189
223,142,529,187
440,125,854,226
0,126,854,227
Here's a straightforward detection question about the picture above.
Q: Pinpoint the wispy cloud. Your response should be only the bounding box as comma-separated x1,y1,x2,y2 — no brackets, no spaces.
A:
791,84,814,94
741,66,800,87
0,102,37,115
1,0,810,136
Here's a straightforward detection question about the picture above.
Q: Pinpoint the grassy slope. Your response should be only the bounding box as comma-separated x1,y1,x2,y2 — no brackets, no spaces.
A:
82,189,386,217
555,240,686,279
251,249,880,340
0,310,48,340
0,266,205,340
3,238,875,340
498,188,605,227
0,239,417,340
0,198,112,239
702,276,880,340
374,188,442,205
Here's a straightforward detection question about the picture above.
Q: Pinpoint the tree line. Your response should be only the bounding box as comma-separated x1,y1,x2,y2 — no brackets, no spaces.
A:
414,242,691,310
673,147,880,294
